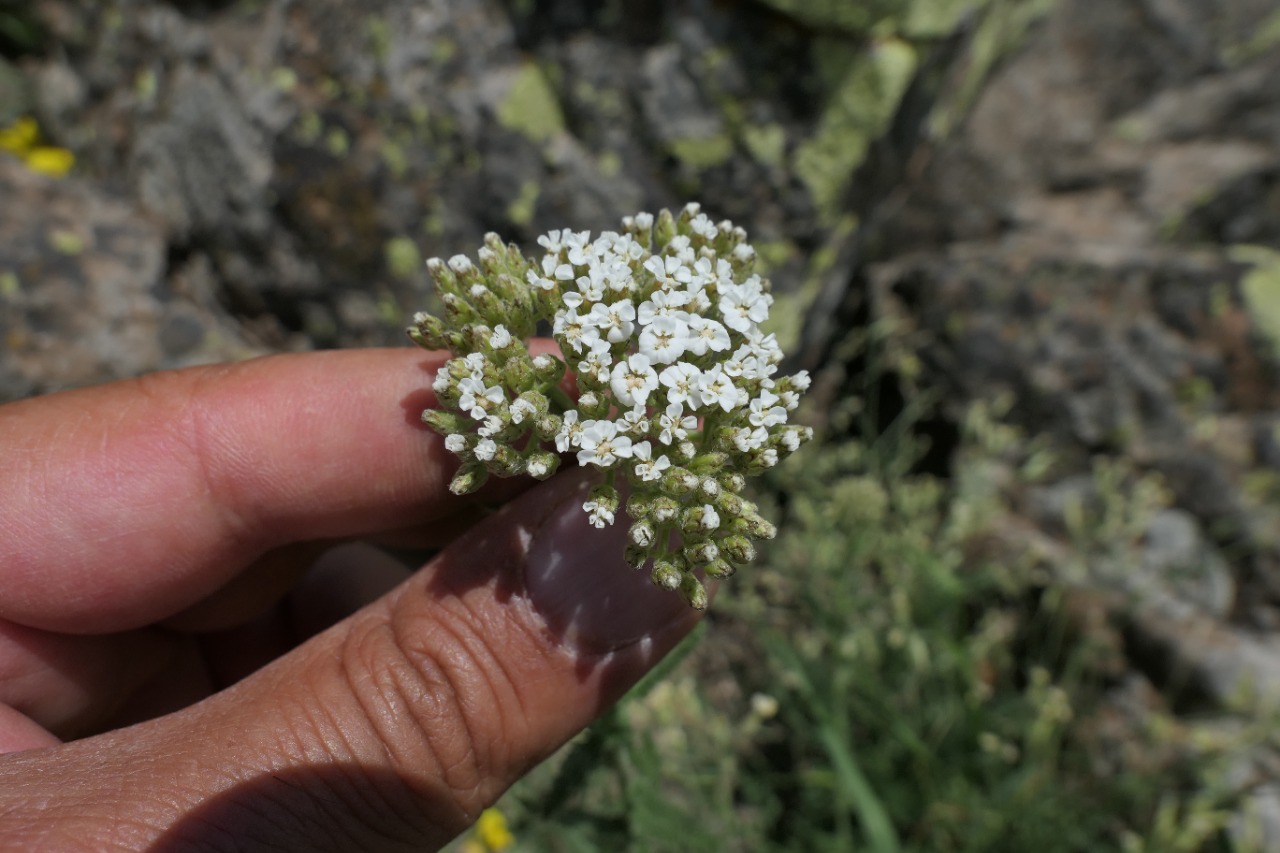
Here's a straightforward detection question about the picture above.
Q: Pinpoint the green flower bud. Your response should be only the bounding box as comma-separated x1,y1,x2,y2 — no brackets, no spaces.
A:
531,353,566,385
676,441,697,462
650,496,679,523
502,356,534,390
732,513,777,540
721,472,746,493
407,312,450,350
625,543,650,570
630,520,656,549
698,478,721,500
683,539,719,565
651,559,681,591
534,413,562,441
524,450,559,479
720,534,755,564
587,483,620,513
578,391,609,419
492,445,524,476
691,452,730,474
449,462,488,495
705,558,735,579
421,409,472,435
662,468,700,495
654,208,677,250
679,573,708,611
426,256,461,295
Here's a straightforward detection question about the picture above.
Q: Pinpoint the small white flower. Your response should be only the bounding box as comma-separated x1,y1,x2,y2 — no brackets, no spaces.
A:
554,309,602,354
477,414,504,437
659,361,701,408
632,441,672,482
637,289,689,325
638,314,689,365
474,438,497,461
699,504,721,532
555,410,584,452
444,434,467,453
757,447,779,468
447,254,474,274
577,338,614,385
749,393,788,429
658,402,697,445
538,229,567,254
527,457,550,478
510,397,537,424
791,370,812,391
780,390,800,411
731,426,769,452
489,324,512,349
432,370,452,395
696,364,742,412
610,353,660,408
576,420,634,467
684,315,730,356
458,377,504,420
583,499,616,528
587,299,636,343
463,352,488,374
719,276,770,333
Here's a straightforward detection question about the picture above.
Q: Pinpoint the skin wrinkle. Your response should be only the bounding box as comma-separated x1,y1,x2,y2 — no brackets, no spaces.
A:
338,619,473,839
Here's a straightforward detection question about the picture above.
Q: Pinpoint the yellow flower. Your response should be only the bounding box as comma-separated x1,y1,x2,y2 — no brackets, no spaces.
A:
0,117,38,154
0,117,75,177
24,146,75,177
475,807,515,851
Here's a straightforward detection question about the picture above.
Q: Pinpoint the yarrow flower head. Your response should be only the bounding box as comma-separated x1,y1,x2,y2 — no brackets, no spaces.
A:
408,204,813,610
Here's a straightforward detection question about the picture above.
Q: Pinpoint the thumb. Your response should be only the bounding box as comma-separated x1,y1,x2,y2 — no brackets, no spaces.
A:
0,470,703,851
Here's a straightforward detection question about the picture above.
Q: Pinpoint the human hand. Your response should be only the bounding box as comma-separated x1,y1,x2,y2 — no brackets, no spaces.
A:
0,347,703,850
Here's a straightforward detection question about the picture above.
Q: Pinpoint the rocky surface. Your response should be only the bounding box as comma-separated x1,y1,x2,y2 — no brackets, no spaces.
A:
5,0,1280,840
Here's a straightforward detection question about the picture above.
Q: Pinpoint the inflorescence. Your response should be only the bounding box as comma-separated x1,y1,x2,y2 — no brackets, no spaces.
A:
408,204,812,609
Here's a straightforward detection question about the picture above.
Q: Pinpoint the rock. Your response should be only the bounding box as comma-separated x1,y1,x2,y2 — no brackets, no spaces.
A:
0,159,259,401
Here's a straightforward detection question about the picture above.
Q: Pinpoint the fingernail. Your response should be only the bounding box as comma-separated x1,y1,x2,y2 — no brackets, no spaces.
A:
525,471,697,652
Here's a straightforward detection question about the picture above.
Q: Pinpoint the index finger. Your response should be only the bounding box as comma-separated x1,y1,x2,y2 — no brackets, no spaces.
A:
0,347,493,633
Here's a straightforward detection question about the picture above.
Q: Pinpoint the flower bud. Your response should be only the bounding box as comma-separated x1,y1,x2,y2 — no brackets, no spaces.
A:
407,312,449,350
651,559,681,591
662,467,700,495
676,441,698,462
578,391,609,419
722,472,746,493
587,483,620,513
629,520,656,549
532,353,567,385
534,413,562,441
426,256,461,295
449,462,488,495
683,539,719,565
524,450,559,479
691,452,730,474
698,478,721,500
625,544,650,570
679,573,708,611
705,558,735,579
650,496,679,523
421,409,472,435
720,534,755,564
654,208,677,250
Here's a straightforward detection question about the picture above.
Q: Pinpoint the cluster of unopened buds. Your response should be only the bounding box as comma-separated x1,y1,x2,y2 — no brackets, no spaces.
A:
408,203,812,609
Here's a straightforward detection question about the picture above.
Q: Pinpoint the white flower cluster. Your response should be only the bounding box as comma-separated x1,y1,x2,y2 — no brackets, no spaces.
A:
409,204,813,609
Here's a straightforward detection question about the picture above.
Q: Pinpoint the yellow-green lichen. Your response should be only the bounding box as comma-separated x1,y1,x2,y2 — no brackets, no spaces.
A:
1236,245,1280,360
668,134,735,170
49,228,84,256
506,180,541,226
794,38,917,220
496,63,565,144
384,236,421,281
741,123,787,169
